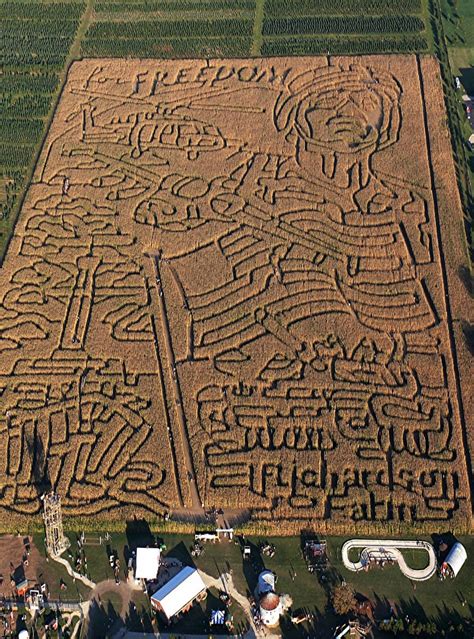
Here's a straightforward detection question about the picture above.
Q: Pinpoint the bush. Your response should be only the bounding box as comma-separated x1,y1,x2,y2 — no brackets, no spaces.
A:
332,583,356,615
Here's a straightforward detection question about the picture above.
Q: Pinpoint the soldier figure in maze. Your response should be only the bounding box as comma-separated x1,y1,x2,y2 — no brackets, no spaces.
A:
71,63,434,350
71,60,453,521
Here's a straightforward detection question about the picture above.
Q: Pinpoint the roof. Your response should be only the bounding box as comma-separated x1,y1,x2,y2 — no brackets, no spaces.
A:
151,566,206,619
16,578,28,589
445,542,467,577
260,592,280,611
257,570,275,595
211,610,225,624
135,547,161,580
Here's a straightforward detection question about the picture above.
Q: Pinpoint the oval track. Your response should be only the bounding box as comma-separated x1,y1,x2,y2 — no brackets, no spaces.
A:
341,539,437,581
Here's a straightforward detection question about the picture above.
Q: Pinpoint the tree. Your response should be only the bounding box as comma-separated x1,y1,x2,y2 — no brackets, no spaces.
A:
332,583,356,615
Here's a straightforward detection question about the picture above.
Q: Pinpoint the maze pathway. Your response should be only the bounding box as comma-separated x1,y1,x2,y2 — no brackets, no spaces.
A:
0,56,470,530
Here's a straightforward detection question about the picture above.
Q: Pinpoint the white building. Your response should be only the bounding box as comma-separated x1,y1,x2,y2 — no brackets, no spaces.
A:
150,566,206,622
442,542,467,578
134,547,161,583
257,570,283,627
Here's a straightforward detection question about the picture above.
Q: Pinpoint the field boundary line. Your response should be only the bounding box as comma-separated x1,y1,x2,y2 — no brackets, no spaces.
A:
416,55,474,516
251,0,265,56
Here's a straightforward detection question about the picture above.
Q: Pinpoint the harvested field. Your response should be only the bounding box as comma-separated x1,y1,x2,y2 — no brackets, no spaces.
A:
0,56,471,531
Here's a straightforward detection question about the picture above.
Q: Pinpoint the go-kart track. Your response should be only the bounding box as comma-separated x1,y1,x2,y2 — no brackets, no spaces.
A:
342,539,437,581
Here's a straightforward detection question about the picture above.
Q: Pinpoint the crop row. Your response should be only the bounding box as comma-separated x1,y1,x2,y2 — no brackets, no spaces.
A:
0,170,24,221
1,95,53,119
2,20,79,37
81,36,252,57
1,51,71,68
264,0,422,16
86,18,253,39
2,36,75,54
0,145,36,169
0,74,59,95
262,15,425,36
261,34,429,56
0,1,84,20
0,120,44,145
95,0,255,11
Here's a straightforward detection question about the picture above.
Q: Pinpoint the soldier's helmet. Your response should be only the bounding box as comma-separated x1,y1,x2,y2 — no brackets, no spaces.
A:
273,63,402,154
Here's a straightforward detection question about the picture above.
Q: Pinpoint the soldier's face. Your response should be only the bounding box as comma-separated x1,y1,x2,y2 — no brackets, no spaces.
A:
302,88,383,153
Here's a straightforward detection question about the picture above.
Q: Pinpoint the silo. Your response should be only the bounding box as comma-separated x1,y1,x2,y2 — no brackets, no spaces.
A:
259,591,283,627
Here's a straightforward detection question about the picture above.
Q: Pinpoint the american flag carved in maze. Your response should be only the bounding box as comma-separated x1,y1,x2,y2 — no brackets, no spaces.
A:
0,56,471,529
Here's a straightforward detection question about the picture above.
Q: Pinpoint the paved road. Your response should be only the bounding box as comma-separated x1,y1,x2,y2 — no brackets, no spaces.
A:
341,539,437,581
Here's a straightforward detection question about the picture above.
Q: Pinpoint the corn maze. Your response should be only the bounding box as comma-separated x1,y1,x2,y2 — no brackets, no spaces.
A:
0,56,471,530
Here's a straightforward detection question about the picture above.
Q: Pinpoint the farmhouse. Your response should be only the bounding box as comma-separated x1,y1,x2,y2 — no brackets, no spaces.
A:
150,566,206,622
134,547,161,583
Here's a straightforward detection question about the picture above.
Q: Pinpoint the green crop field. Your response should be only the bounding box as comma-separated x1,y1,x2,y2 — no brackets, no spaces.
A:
440,0,474,257
441,0,474,79
261,0,431,56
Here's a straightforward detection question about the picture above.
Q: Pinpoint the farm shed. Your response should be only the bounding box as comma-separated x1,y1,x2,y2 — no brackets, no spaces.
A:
150,566,206,621
15,578,29,597
134,547,161,582
441,542,467,578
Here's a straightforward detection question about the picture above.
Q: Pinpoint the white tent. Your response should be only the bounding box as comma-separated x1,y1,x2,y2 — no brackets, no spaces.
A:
135,547,161,581
257,570,275,595
443,542,467,578
210,610,225,625
150,566,206,620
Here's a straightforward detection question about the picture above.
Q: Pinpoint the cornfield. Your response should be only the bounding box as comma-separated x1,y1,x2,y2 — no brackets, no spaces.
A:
0,55,470,533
